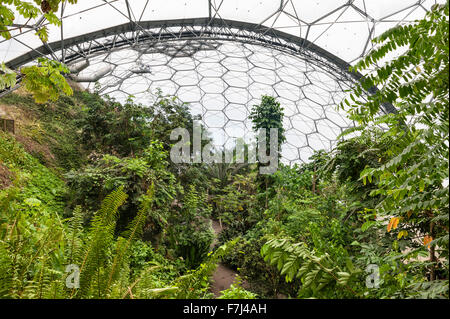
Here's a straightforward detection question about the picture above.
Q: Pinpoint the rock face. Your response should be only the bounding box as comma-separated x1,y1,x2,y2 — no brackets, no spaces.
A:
0,102,55,166
0,163,12,190
0,104,12,118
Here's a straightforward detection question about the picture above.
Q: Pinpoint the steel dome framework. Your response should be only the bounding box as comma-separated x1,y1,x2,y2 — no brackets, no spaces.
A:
0,0,440,163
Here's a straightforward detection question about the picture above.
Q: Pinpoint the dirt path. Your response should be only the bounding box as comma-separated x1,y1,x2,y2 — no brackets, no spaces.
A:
211,264,240,297
210,219,223,248
210,219,241,298
209,220,288,299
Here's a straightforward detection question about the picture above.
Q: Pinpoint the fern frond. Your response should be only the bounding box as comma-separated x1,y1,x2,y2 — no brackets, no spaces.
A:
74,187,128,298
66,206,84,266
261,238,357,296
106,183,155,295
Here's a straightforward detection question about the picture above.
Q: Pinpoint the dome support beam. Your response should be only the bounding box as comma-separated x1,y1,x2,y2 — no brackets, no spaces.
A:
3,17,395,114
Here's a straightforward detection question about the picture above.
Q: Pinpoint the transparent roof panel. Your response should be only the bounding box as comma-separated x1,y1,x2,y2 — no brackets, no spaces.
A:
0,0,444,163
1,0,442,63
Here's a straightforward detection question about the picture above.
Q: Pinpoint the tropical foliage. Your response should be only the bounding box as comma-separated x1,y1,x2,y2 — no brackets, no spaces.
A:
1,0,77,102
0,2,448,299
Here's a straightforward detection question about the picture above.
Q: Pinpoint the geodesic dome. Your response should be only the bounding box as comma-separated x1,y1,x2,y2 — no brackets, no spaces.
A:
0,0,442,164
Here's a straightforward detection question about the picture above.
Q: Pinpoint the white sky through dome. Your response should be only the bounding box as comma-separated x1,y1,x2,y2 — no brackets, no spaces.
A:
0,0,444,163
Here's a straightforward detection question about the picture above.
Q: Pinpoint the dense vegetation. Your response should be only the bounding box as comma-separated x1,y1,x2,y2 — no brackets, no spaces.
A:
0,3,448,299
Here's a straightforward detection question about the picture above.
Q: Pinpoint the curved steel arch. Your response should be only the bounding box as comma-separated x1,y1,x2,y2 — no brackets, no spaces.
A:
5,17,395,114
